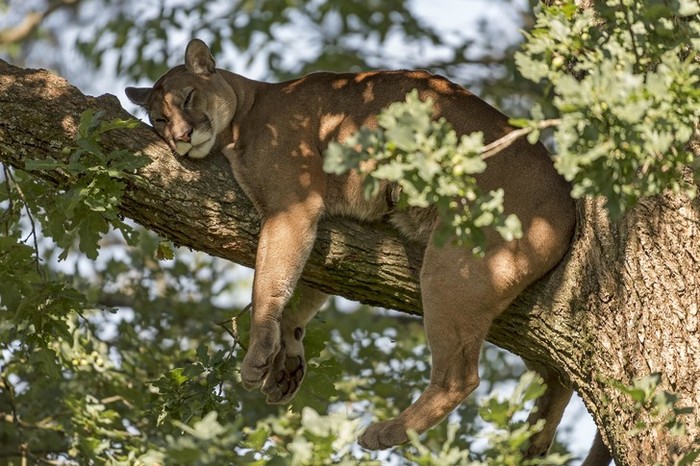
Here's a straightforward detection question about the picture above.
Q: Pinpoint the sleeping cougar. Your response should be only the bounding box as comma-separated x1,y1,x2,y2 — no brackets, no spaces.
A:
126,39,608,462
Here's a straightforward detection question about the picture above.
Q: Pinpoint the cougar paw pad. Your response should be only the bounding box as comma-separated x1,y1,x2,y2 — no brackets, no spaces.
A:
262,354,306,404
358,420,410,450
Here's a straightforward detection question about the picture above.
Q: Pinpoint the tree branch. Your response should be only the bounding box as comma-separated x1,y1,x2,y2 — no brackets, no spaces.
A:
481,118,561,159
0,0,82,45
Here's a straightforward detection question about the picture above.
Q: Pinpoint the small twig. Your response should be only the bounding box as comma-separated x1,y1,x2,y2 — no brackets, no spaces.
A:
100,395,134,409
0,0,82,45
1,165,14,236
6,170,44,280
215,319,237,341
0,373,28,465
214,304,252,394
215,303,252,351
480,118,561,160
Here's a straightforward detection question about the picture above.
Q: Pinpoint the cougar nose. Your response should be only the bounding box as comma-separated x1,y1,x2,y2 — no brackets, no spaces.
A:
175,127,193,143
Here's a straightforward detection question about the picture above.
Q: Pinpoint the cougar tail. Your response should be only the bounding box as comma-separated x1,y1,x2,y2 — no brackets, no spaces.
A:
581,430,612,466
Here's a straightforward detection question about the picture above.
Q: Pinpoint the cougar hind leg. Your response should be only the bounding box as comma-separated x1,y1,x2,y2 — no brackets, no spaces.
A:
359,237,525,450
523,360,612,466
522,359,574,457
581,430,612,466
261,284,328,404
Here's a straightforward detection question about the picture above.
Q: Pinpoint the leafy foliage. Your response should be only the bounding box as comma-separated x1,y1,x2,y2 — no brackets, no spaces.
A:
324,89,522,254
516,0,700,217
1,110,145,375
23,110,147,259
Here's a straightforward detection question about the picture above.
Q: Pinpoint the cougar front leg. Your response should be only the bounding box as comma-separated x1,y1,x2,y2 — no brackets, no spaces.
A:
262,284,328,404
240,206,321,391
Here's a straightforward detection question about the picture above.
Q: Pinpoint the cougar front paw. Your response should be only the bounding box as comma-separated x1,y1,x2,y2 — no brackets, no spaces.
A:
358,419,410,450
240,330,280,390
261,345,306,404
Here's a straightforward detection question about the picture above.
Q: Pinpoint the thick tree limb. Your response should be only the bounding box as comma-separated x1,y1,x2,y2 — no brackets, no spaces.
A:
1,60,698,465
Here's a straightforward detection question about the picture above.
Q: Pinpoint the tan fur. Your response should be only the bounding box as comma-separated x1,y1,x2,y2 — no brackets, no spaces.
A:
126,39,577,453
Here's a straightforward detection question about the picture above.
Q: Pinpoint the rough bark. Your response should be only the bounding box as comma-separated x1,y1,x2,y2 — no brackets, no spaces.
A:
1,60,698,465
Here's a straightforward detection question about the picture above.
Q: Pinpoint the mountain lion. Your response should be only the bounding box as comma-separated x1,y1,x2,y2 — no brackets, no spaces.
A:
127,39,604,461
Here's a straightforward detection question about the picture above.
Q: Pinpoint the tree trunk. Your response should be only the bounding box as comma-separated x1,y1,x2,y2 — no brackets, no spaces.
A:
1,60,698,465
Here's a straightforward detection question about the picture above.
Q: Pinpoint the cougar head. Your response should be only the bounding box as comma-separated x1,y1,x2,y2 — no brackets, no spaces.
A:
125,39,235,159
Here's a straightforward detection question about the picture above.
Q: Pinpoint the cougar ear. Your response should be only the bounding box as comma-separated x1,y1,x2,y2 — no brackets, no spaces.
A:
125,86,151,107
185,39,216,75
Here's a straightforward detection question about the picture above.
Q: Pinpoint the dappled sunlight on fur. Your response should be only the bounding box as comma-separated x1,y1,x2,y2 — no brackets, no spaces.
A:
125,38,589,460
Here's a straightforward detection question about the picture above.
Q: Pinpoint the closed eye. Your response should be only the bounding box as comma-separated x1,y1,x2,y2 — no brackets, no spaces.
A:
183,89,195,108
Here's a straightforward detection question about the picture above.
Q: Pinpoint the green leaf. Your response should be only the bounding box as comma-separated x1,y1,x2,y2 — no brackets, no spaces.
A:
678,0,700,15
156,240,175,260
189,411,225,440
244,425,270,450
196,343,210,365
496,214,523,242
77,214,109,259
167,367,189,387
385,124,417,151
30,347,62,379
